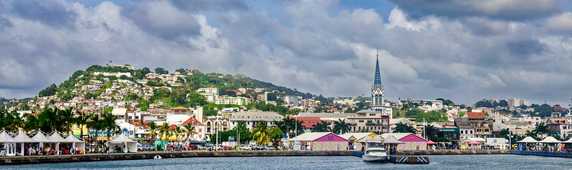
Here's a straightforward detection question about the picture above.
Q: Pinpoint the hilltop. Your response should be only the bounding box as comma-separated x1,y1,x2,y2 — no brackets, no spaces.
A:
29,64,322,115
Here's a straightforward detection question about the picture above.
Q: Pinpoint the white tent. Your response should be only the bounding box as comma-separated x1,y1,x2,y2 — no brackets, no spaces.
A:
46,131,65,155
63,135,85,155
31,131,48,143
0,131,16,156
12,129,32,156
108,135,138,153
540,136,561,143
518,137,539,143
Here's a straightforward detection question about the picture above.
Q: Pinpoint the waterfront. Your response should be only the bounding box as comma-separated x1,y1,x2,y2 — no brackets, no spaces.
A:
3,155,572,170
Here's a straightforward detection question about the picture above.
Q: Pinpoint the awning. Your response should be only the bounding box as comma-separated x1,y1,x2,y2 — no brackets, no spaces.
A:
0,131,14,143
63,134,84,143
46,131,65,143
427,140,436,145
31,131,48,143
517,136,538,143
540,136,561,143
12,129,33,143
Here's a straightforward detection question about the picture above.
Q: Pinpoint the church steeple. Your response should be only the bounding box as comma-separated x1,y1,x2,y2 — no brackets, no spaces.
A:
371,49,384,111
373,51,382,88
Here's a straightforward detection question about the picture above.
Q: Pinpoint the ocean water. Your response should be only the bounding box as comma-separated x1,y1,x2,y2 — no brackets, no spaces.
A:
3,155,572,170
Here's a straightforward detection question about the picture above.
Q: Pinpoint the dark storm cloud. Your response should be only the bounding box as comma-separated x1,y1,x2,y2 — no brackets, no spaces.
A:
388,0,561,20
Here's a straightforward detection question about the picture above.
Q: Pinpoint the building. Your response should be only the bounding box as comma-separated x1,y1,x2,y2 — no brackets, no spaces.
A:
546,113,572,139
351,52,391,134
347,110,390,133
340,132,378,151
229,111,284,130
290,132,349,151
381,133,429,151
455,112,493,140
508,98,528,110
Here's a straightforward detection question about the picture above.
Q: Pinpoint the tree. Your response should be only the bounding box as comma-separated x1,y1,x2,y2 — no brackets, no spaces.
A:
148,121,158,141
333,119,351,134
74,112,90,139
23,114,39,131
155,67,169,74
233,122,252,145
394,122,416,133
101,112,118,141
268,127,283,148
312,121,331,132
276,117,303,138
183,124,196,142
252,123,271,146
416,110,448,123
39,84,58,97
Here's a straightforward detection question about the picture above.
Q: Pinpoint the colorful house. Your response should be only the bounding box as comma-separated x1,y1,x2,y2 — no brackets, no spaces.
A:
382,133,429,151
290,132,349,151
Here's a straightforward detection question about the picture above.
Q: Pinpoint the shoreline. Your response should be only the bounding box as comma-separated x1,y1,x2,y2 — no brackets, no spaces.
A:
0,150,512,165
0,151,358,165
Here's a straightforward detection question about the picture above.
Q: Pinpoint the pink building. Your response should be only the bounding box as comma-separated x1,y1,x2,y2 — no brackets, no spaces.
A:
290,132,349,151
382,133,429,151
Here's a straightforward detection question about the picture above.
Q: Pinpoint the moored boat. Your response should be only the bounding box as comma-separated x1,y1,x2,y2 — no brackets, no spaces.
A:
362,141,388,163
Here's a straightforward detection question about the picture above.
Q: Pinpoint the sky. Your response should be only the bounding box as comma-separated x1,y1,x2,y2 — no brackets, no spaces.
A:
0,0,571,105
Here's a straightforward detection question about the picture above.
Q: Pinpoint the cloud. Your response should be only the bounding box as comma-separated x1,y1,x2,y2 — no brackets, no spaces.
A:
545,12,572,33
0,0,571,105
388,0,561,20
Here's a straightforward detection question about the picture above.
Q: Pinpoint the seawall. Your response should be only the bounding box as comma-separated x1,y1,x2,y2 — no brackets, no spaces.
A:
0,150,357,165
397,150,511,155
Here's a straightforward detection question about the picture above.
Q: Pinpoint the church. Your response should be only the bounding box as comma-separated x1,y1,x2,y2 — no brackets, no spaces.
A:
346,52,392,134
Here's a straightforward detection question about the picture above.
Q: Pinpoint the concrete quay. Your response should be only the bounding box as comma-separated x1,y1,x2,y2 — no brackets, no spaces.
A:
0,150,359,165
397,150,511,155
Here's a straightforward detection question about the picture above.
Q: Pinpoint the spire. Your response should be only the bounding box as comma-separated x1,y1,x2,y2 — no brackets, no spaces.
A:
373,49,382,86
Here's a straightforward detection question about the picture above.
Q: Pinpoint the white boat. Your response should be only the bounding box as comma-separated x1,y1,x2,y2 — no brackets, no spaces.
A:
362,142,388,163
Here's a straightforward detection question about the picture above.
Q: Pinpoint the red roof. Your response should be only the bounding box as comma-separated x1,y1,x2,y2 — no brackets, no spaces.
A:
294,116,321,129
398,134,428,143
182,116,203,126
467,112,485,120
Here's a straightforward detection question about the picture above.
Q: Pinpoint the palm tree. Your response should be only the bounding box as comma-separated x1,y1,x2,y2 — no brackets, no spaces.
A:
37,108,60,133
333,119,350,134
101,112,117,141
268,127,283,148
312,121,331,132
5,111,23,132
23,113,39,131
58,109,74,135
252,123,271,146
394,122,416,133
183,124,196,142
74,112,90,140
159,122,170,140
276,117,303,138
148,121,158,140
